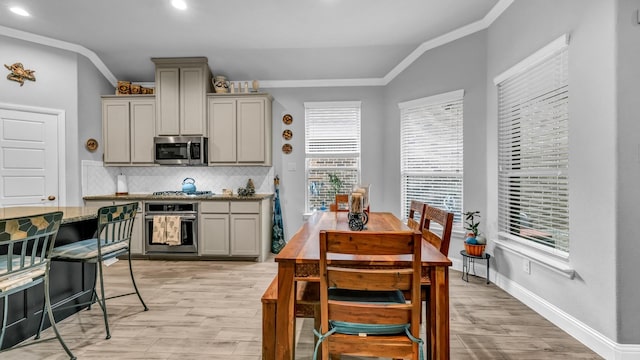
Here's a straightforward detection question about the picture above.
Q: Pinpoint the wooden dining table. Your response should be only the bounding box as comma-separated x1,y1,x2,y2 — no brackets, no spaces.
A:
274,211,452,360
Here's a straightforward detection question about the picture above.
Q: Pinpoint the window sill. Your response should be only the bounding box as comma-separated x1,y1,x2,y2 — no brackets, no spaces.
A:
494,238,576,279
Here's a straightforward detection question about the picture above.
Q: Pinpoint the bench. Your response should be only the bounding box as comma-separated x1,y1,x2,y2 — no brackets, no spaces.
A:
261,275,320,360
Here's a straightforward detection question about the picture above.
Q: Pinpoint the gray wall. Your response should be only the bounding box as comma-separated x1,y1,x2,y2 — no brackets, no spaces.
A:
380,30,488,267
382,30,488,242
616,0,640,344
486,0,618,341
267,87,386,240
0,35,83,205
78,55,114,163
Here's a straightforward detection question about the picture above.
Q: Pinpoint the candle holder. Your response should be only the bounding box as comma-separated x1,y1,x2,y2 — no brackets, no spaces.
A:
348,192,368,231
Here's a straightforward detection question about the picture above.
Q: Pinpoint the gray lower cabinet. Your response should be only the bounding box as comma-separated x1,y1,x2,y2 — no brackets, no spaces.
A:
199,202,230,255
83,200,144,255
199,200,270,260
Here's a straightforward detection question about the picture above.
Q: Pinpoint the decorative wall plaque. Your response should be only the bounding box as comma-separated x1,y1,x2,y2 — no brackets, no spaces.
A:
282,114,293,125
282,143,293,154
282,129,293,140
4,62,36,86
85,138,99,152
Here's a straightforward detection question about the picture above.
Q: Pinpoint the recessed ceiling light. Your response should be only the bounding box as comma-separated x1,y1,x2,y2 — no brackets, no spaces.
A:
9,6,30,16
171,0,187,10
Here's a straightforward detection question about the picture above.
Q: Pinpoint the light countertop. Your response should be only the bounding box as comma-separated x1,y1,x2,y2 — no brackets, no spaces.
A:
83,193,273,201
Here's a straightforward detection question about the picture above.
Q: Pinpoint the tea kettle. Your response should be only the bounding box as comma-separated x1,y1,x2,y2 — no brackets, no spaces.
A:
182,177,196,194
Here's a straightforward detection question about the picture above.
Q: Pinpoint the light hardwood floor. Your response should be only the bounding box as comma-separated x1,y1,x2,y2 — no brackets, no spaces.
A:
2,258,602,359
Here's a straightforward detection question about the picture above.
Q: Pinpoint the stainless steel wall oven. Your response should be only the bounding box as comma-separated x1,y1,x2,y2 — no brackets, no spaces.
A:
144,202,198,254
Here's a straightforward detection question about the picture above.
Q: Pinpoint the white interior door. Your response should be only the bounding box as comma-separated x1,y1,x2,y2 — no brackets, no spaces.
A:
0,105,62,207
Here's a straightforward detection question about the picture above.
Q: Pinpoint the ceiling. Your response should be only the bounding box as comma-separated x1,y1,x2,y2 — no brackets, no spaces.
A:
0,0,502,86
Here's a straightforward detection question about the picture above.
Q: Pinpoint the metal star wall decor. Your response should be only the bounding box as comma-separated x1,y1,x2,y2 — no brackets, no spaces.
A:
4,62,36,86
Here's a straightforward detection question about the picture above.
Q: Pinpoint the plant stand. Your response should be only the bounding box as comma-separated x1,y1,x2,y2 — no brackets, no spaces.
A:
460,250,491,284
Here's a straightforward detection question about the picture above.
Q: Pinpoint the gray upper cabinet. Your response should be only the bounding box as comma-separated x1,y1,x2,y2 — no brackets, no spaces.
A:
102,95,155,166
152,57,212,136
207,93,273,166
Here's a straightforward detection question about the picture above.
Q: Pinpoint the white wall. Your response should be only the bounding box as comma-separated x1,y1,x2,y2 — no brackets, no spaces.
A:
0,35,84,205
486,0,618,341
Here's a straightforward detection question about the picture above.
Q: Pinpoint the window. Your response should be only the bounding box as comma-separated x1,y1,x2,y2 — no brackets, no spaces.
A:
399,90,464,223
305,101,361,211
495,35,569,255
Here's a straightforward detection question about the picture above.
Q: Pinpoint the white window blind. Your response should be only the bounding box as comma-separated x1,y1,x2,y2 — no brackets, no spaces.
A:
496,37,570,255
399,90,464,222
305,102,361,211
305,102,361,155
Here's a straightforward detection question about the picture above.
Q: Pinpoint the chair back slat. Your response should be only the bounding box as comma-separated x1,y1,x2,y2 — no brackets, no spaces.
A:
0,212,63,281
328,301,412,325
97,203,138,246
327,267,413,291
325,231,417,255
407,200,426,231
422,205,454,256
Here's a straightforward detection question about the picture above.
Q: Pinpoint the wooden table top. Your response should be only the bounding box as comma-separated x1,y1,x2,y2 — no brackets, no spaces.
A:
275,211,452,266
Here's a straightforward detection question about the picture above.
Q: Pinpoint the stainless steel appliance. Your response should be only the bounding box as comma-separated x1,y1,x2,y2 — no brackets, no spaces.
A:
154,136,208,165
144,202,198,254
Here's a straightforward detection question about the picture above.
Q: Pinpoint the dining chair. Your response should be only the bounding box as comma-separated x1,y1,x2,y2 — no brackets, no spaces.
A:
420,205,454,357
39,203,148,340
421,205,454,257
0,211,76,359
407,200,427,231
314,230,424,360
329,194,349,212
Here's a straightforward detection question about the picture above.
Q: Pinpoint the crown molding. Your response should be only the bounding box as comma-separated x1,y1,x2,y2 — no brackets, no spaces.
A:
0,0,512,89
382,0,513,85
0,25,118,87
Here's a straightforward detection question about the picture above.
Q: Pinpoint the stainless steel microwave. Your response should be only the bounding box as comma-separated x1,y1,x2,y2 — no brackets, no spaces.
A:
154,136,208,165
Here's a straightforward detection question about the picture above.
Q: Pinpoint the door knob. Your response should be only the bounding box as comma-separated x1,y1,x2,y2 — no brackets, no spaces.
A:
48,195,56,201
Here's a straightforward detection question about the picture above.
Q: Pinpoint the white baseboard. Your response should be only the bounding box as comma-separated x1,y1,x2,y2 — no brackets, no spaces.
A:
487,270,640,360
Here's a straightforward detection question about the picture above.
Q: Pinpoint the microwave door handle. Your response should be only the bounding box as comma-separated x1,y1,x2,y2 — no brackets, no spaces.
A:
187,140,192,163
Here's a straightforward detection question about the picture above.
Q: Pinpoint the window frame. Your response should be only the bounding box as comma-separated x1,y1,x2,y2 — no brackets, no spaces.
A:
304,101,362,212
494,34,570,259
398,89,464,226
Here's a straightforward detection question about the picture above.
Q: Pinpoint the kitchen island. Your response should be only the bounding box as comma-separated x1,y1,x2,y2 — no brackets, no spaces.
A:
0,206,99,350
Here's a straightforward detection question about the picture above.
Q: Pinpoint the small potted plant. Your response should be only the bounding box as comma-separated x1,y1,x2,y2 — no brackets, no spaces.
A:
328,173,343,198
463,210,486,256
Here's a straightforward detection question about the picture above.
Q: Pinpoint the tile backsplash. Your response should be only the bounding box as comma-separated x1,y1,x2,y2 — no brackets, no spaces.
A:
82,160,274,196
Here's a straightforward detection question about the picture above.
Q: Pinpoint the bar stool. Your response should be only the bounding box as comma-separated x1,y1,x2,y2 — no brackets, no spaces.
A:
0,211,75,359
39,203,147,340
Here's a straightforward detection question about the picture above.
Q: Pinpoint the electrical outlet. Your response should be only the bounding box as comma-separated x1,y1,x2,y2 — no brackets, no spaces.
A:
522,259,531,274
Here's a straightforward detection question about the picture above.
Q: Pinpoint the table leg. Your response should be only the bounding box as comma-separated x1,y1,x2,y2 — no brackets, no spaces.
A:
429,266,450,360
486,257,490,284
276,263,296,360
462,255,468,282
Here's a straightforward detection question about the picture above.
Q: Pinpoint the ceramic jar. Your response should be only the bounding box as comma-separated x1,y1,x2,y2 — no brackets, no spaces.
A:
213,75,229,93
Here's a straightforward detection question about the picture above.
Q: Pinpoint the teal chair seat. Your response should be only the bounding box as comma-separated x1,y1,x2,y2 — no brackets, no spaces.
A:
0,256,45,292
50,238,129,260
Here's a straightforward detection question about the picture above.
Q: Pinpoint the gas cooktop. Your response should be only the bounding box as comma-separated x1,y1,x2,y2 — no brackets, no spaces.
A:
153,191,214,196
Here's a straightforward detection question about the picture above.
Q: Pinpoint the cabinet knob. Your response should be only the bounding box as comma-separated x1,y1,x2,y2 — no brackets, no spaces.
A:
48,195,56,201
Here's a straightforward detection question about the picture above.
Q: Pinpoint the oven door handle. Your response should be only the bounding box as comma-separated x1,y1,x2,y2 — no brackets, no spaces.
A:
145,215,197,221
